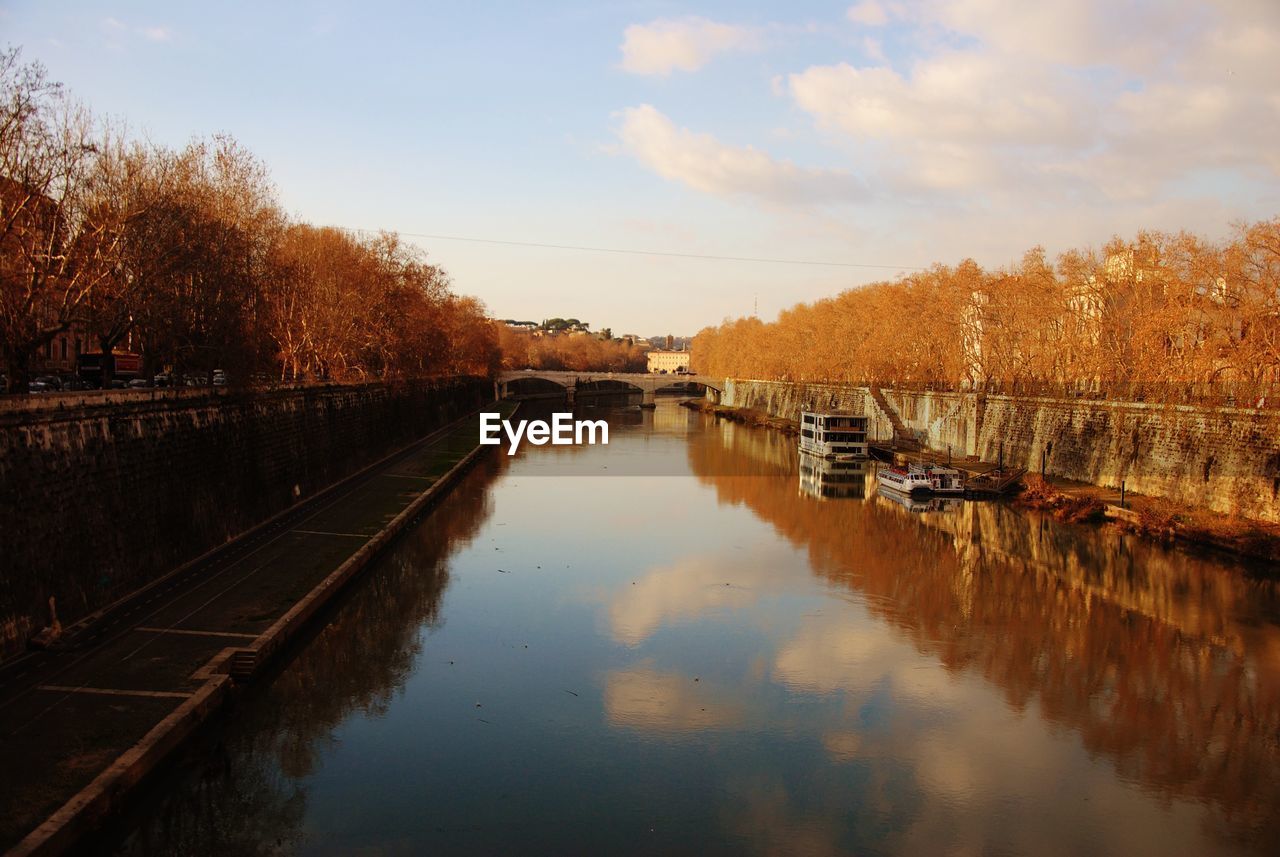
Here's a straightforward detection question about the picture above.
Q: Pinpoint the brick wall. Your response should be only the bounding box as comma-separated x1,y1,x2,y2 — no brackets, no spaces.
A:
0,379,490,658
722,379,1280,524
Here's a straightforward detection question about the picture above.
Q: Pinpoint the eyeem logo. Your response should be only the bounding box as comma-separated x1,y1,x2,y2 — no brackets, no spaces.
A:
480,412,609,456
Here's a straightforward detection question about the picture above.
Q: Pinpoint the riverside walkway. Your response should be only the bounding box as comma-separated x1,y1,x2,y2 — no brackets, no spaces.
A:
0,408,507,854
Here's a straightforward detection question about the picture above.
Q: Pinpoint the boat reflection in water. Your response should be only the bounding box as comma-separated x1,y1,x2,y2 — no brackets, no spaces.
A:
798,450,867,500
875,481,964,513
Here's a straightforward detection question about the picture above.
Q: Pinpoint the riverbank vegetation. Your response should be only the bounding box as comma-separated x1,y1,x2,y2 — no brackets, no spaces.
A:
693,220,1280,405
0,48,500,392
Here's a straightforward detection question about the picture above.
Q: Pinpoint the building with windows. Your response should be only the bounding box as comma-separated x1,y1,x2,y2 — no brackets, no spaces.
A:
30,324,89,375
647,350,690,373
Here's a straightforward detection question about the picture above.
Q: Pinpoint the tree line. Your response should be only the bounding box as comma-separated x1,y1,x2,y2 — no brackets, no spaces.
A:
496,326,647,373
0,48,500,393
693,222,1280,403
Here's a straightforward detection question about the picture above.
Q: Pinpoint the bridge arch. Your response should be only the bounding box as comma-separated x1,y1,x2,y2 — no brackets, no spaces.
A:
497,370,723,399
499,375,570,400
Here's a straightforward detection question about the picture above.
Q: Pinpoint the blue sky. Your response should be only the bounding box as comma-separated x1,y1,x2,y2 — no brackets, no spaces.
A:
3,1,1277,334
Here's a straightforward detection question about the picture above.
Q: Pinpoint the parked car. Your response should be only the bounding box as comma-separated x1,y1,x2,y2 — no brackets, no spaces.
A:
128,378,152,389
30,376,62,393
212,370,228,387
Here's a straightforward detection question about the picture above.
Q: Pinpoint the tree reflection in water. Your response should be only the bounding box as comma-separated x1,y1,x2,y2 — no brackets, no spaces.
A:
688,415,1280,846
108,409,1280,855
113,455,505,856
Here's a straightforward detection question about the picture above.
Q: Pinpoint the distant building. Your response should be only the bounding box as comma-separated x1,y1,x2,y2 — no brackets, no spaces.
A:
647,350,690,373
30,324,88,376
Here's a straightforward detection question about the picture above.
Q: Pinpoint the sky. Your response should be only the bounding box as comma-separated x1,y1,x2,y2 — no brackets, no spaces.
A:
2,1,1278,335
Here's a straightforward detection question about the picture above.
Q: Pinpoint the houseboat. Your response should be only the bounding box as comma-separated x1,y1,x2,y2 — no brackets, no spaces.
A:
877,462,965,496
798,412,869,459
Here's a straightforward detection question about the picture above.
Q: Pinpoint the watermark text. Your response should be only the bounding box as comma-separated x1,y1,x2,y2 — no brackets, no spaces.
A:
480,412,609,456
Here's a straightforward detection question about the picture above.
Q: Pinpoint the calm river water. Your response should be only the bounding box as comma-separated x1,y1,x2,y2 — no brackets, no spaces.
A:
113,399,1280,856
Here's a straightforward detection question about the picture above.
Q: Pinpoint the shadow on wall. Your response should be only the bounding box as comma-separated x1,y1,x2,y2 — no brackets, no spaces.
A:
0,378,490,661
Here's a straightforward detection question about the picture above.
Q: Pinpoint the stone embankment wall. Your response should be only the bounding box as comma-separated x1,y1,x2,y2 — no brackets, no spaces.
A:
0,379,490,657
721,379,1280,524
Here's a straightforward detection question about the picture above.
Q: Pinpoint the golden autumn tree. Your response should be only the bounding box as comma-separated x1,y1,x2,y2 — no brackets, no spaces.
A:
692,221,1280,403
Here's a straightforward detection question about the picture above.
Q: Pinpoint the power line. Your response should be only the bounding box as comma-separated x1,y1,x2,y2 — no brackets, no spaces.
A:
341,228,927,272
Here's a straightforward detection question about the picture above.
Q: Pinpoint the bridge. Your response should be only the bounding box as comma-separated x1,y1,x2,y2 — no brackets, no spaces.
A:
497,370,722,406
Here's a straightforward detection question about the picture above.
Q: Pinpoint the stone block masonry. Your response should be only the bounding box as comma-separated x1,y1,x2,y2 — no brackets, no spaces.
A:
0,379,490,660
721,379,1280,524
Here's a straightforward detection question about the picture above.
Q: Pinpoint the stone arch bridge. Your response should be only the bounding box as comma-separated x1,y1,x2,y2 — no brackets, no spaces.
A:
497,371,722,406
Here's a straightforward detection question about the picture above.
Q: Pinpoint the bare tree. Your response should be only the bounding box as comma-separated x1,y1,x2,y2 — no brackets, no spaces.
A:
0,48,124,391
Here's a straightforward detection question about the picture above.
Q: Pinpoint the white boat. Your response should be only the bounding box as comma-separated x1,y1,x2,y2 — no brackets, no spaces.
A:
923,463,965,494
798,412,869,459
877,464,933,495
877,462,965,496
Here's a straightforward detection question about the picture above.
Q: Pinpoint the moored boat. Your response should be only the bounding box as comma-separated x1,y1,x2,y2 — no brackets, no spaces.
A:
877,463,933,495
877,462,965,496
924,463,965,494
798,412,869,459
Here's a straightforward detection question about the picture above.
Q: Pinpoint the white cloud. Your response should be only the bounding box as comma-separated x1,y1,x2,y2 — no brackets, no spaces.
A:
788,56,1090,193
141,26,171,42
786,0,1280,200
619,17,759,76
846,1,891,26
604,0,1278,271
860,36,886,62
616,104,865,205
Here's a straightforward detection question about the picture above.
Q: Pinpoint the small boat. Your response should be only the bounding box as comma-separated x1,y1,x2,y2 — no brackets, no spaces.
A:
877,464,933,495
799,412,869,459
877,462,965,496
923,463,965,494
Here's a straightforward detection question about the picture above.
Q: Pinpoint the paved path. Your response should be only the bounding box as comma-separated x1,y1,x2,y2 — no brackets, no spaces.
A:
0,410,497,852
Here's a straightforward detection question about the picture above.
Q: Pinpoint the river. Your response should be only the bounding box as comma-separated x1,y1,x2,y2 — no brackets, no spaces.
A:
111,399,1280,856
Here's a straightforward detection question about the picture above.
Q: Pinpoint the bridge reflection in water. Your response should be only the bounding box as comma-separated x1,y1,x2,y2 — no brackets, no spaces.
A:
111,402,1280,856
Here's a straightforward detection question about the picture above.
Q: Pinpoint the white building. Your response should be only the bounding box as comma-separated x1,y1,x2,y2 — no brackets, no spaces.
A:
647,350,690,373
